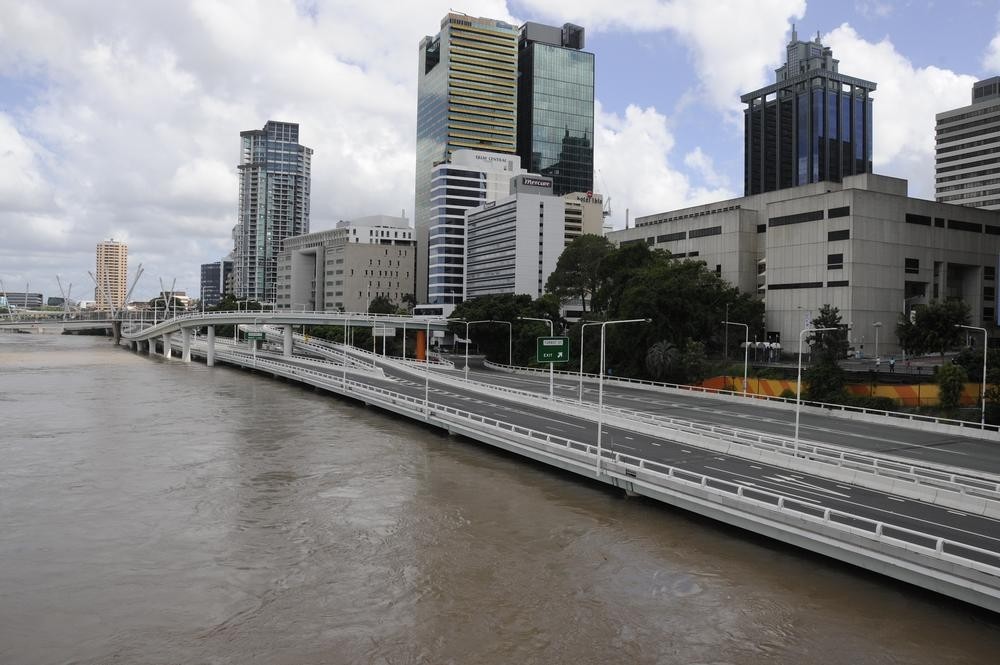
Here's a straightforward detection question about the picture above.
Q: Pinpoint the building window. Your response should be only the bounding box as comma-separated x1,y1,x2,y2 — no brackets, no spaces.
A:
985,286,995,300
715,264,721,274
768,281,824,290
756,224,766,233
768,210,824,227
827,206,850,218
986,266,996,281
827,280,849,287
828,229,850,241
948,219,983,233
905,213,931,226
689,225,722,238
656,231,686,243
904,258,919,274
827,253,844,270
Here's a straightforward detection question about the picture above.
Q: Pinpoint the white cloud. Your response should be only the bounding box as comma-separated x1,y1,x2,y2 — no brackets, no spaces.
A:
595,102,735,228
854,0,894,19
683,147,728,188
0,113,52,212
824,24,976,199
517,0,805,113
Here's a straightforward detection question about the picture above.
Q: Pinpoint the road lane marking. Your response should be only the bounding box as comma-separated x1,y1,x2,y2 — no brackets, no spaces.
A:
887,496,906,502
948,510,968,516
768,475,851,498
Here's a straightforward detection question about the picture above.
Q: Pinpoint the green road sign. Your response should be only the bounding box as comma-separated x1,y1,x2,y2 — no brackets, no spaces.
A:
536,336,570,363
245,332,265,340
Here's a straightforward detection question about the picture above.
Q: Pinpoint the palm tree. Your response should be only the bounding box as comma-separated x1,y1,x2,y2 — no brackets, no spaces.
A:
645,340,679,380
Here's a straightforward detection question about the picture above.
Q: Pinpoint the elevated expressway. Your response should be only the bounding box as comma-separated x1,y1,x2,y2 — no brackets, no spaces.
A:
122,315,1000,613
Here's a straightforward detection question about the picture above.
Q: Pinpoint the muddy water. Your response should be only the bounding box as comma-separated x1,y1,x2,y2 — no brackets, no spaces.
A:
1,334,998,664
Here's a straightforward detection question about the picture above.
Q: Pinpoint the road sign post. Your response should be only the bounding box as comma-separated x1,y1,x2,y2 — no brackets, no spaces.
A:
536,337,569,363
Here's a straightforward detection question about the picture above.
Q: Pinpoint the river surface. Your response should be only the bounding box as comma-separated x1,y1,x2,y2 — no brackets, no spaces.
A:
2,333,1000,664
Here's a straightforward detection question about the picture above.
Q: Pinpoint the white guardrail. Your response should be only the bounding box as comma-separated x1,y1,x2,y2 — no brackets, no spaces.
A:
484,360,1000,437
185,343,1000,591
389,358,1000,510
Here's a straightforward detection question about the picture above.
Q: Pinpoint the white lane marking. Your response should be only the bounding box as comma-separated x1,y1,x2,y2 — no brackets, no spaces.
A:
768,474,851,498
887,496,905,502
750,465,762,470
836,484,853,490
712,467,1000,543
625,436,635,440
651,442,662,447
715,457,726,461
703,467,821,505
681,449,691,454
616,444,637,451
500,407,587,429
948,510,968,517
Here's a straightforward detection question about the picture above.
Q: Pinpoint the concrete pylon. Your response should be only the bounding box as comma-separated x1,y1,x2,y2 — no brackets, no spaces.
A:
181,328,192,362
206,326,215,367
163,333,172,359
283,325,293,357
147,338,154,355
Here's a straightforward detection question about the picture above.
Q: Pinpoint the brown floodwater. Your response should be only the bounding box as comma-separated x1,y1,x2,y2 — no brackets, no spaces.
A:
1,333,999,664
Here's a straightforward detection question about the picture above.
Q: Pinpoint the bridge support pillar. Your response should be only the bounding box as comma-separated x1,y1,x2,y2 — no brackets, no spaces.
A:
181,328,192,362
162,333,172,359
147,339,154,356
206,326,215,367
283,325,293,358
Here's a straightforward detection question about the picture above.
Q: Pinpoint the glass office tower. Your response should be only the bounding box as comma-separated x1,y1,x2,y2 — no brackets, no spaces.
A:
517,22,594,197
415,13,519,304
742,28,876,195
232,121,312,303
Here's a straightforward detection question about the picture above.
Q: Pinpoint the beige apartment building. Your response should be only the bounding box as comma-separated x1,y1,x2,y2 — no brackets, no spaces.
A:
95,239,128,311
276,215,415,313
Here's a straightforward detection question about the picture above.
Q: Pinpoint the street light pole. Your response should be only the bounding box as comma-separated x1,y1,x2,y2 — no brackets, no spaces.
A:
596,318,650,475
795,326,838,452
873,321,882,360
579,321,603,403
520,316,554,398
723,320,749,396
956,324,988,427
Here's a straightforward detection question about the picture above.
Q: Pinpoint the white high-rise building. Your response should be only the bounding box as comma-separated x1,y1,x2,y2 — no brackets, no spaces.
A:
936,77,1000,210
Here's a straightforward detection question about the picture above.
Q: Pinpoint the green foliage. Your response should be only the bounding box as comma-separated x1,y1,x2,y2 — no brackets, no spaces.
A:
801,305,847,402
803,361,847,402
645,340,678,380
367,295,396,314
936,362,969,412
449,294,537,364
544,234,614,313
779,388,797,399
954,347,1000,385
896,299,970,357
679,339,709,384
807,305,850,362
573,246,763,379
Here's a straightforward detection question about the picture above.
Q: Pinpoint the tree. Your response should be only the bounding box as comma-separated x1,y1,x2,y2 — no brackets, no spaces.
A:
545,234,614,313
896,299,970,357
678,339,709,384
645,340,679,380
368,295,396,314
936,362,968,412
803,305,848,402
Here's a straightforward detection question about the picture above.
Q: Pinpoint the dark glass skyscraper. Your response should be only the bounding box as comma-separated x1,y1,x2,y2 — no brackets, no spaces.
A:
741,29,876,195
517,22,594,196
232,121,312,303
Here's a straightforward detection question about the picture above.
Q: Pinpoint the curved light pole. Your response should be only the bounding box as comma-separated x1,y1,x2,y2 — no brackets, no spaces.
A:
872,321,882,360
723,319,749,396
795,326,838,452
579,321,603,403
520,316,554,398
596,318,651,475
956,324,988,427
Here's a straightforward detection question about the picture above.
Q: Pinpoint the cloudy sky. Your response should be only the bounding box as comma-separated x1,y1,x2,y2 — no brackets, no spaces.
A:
1,0,998,301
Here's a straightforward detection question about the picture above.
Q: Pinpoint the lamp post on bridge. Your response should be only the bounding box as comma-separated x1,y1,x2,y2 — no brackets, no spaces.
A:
723,319,749,396
795,326,838,452
956,324,988,427
579,321,603,403
519,316,554,398
596,318,650,475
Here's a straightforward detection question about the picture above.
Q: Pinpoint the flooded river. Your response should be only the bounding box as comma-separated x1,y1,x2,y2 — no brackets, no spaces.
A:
1,334,999,664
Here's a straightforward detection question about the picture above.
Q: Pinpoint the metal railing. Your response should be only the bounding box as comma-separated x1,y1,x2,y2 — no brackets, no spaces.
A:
190,345,1000,578
484,360,1000,434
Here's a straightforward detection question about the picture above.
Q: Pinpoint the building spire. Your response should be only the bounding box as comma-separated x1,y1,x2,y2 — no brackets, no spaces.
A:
791,23,797,43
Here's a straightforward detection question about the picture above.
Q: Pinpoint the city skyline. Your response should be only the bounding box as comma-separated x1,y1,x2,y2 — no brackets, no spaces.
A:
1,1,999,300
